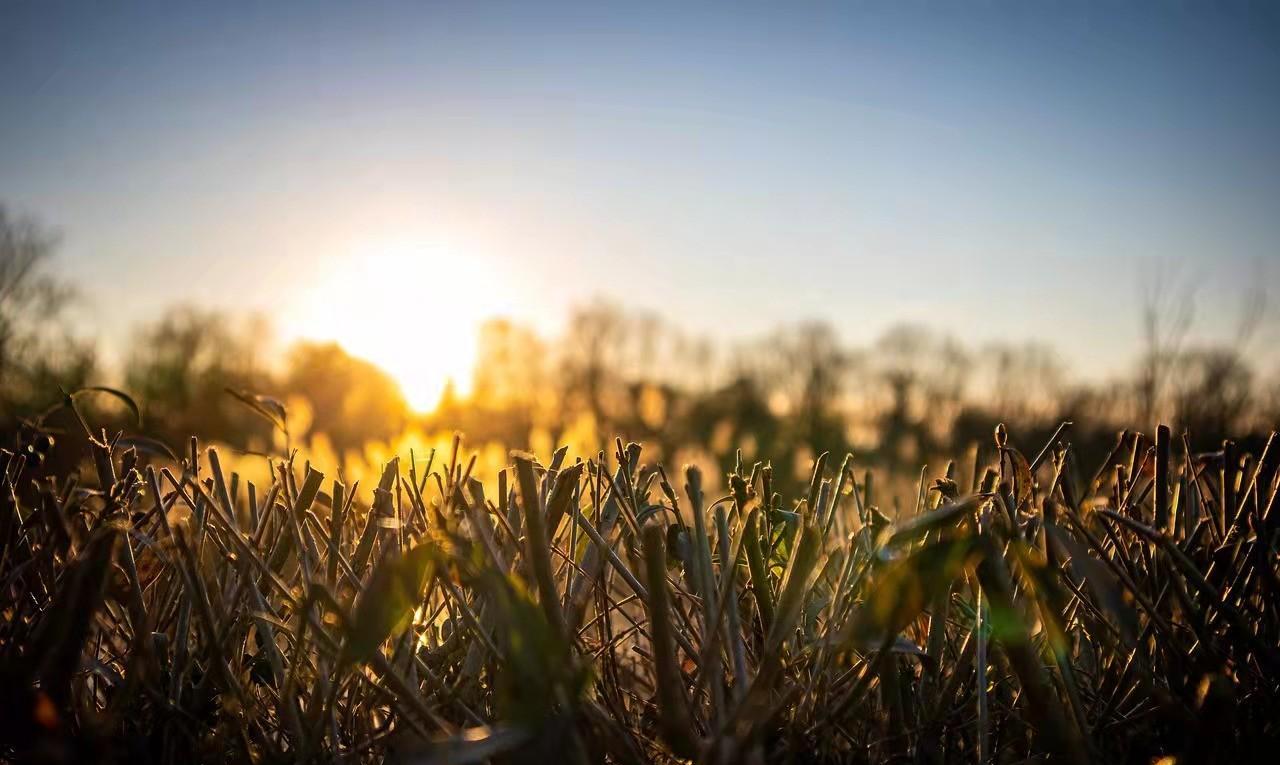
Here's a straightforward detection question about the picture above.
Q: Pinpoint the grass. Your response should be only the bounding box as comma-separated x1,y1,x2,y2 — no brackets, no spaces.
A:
2,407,1279,763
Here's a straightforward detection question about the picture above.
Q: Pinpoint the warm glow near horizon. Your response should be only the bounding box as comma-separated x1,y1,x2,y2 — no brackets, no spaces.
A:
284,239,503,412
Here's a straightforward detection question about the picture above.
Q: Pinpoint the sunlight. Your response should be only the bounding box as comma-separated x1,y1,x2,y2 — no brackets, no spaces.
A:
285,239,501,411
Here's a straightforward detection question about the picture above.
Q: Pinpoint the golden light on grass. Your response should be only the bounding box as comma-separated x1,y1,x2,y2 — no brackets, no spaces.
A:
285,239,504,411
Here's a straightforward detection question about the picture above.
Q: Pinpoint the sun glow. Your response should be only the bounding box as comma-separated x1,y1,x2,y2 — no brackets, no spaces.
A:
285,239,502,412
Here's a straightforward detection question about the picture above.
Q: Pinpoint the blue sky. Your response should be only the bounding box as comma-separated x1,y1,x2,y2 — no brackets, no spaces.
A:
2,1,1278,386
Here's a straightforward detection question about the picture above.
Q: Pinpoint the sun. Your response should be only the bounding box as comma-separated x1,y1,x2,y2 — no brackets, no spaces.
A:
284,239,501,412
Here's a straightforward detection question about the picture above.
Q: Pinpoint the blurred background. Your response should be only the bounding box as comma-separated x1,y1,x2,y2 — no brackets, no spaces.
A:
2,1,1278,502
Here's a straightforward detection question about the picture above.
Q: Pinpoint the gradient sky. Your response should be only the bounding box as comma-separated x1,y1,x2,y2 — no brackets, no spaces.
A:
3,1,1278,402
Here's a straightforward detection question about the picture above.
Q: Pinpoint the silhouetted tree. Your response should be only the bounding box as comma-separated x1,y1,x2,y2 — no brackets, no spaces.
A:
558,300,630,431
1172,347,1254,448
774,322,851,457
688,373,781,479
1136,263,1196,425
984,341,1065,424
873,324,971,469
125,306,270,447
0,206,95,422
282,340,409,456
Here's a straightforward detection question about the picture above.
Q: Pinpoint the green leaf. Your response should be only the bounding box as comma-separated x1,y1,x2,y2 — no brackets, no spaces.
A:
344,542,436,662
72,386,142,425
224,387,288,433
848,535,980,644
886,495,982,547
116,434,179,461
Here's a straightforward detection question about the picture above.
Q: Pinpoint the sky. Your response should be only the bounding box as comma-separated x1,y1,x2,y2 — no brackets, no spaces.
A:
3,1,1279,408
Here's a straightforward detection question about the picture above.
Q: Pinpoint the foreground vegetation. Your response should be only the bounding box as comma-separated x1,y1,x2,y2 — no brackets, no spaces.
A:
3,400,1279,763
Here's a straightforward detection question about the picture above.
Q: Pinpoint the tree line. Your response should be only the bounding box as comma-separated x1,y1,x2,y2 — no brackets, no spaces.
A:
2,204,1276,498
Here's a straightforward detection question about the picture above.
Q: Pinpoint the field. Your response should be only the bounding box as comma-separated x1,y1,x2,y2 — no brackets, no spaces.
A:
5,3,1279,762
3,399,1278,764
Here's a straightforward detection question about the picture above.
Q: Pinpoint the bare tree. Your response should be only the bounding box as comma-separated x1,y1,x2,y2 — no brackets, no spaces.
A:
872,323,972,465
1136,262,1196,424
1171,347,1254,442
558,299,631,428
472,317,548,410
1233,260,1269,347
125,306,270,446
985,341,1065,422
736,320,853,456
0,205,94,416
